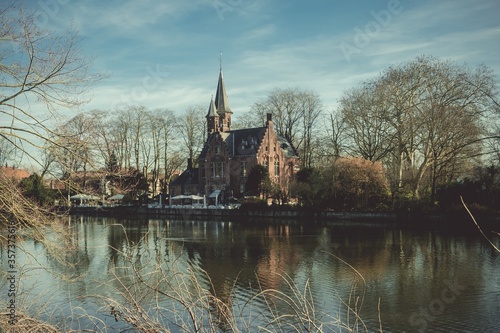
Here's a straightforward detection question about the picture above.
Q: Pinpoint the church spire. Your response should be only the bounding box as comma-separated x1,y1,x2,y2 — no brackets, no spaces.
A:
214,54,231,115
206,95,218,135
207,94,216,117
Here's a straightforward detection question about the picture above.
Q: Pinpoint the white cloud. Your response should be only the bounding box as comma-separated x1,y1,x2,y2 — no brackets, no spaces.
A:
10,0,500,171
238,24,276,42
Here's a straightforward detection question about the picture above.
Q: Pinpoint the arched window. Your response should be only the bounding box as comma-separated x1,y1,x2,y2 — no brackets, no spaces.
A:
211,162,216,178
219,162,224,177
241,161,247,177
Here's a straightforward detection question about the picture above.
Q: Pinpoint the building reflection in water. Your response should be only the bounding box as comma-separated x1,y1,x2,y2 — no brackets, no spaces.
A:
2,216,497,332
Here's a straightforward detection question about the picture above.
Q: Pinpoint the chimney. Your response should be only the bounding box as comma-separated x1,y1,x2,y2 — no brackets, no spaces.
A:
187,158,193,169
266,113,272,124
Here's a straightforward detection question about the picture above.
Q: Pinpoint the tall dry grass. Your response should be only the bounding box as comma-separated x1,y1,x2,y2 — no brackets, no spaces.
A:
1,173,382,332
1,226,382,332
85,228,381,333
2,194,498,332
0,175,81,332
0,174,73,262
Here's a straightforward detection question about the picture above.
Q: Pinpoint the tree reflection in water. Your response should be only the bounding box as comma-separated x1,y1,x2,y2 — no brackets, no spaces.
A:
1,216,498,332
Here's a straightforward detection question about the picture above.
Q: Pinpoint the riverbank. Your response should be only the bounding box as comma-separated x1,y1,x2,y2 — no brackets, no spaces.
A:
68,205,499,231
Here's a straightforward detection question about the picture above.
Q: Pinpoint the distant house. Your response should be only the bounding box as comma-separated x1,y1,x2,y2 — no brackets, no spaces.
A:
48,179,66,191
0,165,30,182
169,159,199,196
170,67,299,203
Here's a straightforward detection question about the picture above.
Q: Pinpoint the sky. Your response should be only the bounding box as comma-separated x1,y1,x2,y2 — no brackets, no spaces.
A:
24,0,499,121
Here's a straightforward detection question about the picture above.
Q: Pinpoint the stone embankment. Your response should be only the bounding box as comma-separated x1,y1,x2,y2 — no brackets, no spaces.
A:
68,205,500,231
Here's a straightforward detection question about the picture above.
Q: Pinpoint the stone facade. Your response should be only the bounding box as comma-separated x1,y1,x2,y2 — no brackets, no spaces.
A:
170,68,299,203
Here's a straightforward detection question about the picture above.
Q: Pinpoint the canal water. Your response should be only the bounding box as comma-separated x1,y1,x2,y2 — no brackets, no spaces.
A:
1,215,499,332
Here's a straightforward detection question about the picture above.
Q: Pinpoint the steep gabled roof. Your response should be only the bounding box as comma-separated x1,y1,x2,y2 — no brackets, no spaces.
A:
214,69,232,114
198,133,216,160
169,167,199,186
225,127,267,156
198,125,298,160
0,166,30,181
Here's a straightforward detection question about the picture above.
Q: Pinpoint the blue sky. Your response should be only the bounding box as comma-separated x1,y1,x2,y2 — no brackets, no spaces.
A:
27,0,500,121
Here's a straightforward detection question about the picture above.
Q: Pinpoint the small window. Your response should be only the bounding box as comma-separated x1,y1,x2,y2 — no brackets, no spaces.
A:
219,162,224,177
241,161,247,177
274,160,280,177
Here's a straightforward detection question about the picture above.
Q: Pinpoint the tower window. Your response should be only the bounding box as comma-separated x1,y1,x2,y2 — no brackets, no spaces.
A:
219,162,224,177
241,161,247,177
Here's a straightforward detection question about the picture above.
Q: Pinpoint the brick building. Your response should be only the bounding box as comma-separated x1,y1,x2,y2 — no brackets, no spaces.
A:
0,165,30,182
170,68,299,203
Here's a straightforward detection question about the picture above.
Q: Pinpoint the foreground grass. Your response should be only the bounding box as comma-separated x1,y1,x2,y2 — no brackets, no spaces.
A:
1,224,379,333
3,179,497,332
0,175,388,332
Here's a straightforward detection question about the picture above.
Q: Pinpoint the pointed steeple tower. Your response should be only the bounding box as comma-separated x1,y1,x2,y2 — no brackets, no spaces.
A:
214,68,231,115
206,95,218,136
215,54,232,132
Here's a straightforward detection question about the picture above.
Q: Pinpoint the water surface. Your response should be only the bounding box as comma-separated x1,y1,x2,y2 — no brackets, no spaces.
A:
1,216,499,332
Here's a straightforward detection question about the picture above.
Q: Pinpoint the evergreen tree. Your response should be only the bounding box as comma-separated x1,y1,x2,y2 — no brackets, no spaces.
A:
20,173,54,206
245,165,269,197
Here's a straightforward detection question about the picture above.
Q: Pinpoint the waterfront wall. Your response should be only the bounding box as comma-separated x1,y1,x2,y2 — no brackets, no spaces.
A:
69,205,405,222
68,205,499,230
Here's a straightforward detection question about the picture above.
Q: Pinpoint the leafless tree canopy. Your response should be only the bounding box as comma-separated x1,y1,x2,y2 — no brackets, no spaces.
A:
338,55,498,199
176,105,205,166
248,87,323,168
44,106,185,196
0,2,103,160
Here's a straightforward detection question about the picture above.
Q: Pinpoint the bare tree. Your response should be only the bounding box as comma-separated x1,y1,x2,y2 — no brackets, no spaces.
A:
112,108,134,170
298,90,323,168
251,87,323,168
156,109,182,194
89,109,117,171
252,88,303,150
128,106,147,171
340,82,394,162
0,136,15,166
176,106,205,166
0,2,102,163
322,111,347,159
39,142,57,178
338,56,497,201
51,113,98,192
